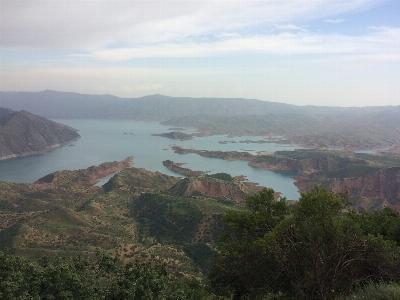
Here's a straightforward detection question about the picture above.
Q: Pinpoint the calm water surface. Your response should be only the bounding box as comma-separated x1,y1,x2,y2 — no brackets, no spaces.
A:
0,120,302,199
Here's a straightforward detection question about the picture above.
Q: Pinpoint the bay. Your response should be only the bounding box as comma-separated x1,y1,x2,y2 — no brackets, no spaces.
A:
0,120,302,200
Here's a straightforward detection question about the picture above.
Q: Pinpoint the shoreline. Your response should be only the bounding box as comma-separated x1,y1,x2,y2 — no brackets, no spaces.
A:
0,137,80,161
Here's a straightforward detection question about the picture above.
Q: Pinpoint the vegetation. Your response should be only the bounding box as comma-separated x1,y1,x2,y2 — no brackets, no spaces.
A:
131,193,205,244
3,155,400,299
0,250,213,300
328,164,381,178
276,150,340,160
341,281,400,300
162,160,205,177
210,187,400,299
355,153,400,168
206,173,234,182
152,131,193,140
348,207,400,246
3,182,400,299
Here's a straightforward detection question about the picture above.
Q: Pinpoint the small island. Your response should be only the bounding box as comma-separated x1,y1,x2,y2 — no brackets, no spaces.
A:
239,139,291,144
218,140,237,144
152,131,193,140
171,146,253,160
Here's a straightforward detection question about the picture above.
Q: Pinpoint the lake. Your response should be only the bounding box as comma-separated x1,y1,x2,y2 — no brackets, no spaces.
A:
0,120,302,199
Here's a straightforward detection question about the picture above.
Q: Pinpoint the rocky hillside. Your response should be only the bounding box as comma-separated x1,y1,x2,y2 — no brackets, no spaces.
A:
0,160,237,277
0,108,80,160
330,167,400,209
249,151,361,174
167,174,252,203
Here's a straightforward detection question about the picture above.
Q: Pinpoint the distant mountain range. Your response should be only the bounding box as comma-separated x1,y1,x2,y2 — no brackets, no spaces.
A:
1,90,400,149
2,90,399,121
0,108,80,160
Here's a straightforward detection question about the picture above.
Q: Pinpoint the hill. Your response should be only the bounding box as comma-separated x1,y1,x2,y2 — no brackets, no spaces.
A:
0,108,80,160
0,159,251,277
167,174,249,203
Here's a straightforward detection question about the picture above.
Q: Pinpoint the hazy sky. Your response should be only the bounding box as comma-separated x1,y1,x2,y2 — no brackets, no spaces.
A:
1,0,399,107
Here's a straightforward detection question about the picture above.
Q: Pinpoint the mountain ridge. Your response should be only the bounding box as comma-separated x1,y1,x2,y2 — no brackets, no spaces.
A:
2,90,399,121
1,90,400,149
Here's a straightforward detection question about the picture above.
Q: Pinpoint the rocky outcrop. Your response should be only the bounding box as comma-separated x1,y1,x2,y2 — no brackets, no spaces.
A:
249,155,358,174
331,167,400,208
293,167,400,211
0,109,80,160
162,160,205,176
34,156,133,188
103,165,180,194
168,176,250,203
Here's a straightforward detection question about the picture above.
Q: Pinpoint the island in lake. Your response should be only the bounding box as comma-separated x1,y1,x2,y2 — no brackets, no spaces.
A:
151,131,193,140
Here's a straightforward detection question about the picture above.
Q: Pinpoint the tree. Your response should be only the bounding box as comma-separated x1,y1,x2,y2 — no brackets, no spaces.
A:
209,188,289,298
0,250,219,299
0,249,40,299
270,187,396,299
348,206,400,246
210,186,400,299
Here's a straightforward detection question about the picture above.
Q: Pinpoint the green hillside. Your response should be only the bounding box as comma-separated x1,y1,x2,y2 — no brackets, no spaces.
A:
0,162,243,278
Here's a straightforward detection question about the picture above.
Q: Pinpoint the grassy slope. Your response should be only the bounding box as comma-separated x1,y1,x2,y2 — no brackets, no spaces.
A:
0,165,240,278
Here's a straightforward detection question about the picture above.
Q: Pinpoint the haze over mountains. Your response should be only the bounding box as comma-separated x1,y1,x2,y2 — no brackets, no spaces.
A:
1,90,399,149
1,90,399,121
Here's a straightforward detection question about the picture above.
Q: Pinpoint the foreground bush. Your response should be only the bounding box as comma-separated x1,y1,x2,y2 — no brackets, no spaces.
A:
210,187,400,299
343,282,400,300
0,250,215,300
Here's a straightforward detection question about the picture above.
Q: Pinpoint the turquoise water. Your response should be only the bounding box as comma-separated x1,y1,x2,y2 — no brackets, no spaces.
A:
0,120,302,200
354,147,391,154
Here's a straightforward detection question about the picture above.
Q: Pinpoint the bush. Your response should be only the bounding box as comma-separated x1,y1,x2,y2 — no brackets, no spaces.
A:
344,282,400,300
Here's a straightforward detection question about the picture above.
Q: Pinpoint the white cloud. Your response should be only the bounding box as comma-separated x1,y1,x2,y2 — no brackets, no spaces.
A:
323,19,346,23
88,27,400,62
1,0,397,106
275,24,309,32
218,33,242,38
0,0,383,49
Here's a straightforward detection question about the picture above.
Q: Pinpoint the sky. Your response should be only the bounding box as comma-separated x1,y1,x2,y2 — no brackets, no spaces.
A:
1,0,399,107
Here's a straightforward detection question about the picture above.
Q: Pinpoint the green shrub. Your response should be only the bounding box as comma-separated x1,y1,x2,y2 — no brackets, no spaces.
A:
344,282,400,300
